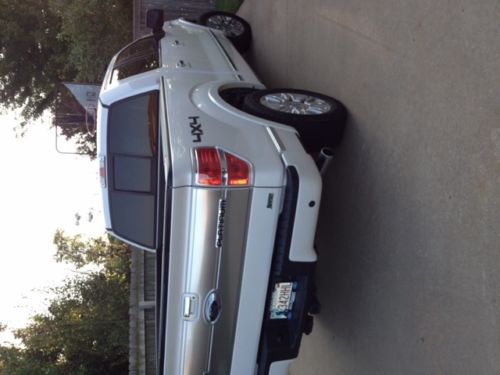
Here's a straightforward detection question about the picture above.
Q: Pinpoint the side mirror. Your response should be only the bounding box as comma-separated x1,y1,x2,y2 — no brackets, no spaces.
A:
146,9,164,34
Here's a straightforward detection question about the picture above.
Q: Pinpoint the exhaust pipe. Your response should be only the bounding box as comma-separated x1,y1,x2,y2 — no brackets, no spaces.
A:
316,147,334,176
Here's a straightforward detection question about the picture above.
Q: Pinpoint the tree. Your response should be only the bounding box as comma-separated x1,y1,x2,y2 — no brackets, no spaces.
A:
0,0,132,158
49,0,132,84
0,344,59,375
0,0,73,122
53,230,130,280
0,232,131,374
51,0,132,158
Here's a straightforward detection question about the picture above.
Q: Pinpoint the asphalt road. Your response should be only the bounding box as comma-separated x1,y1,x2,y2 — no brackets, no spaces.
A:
239,1,500,374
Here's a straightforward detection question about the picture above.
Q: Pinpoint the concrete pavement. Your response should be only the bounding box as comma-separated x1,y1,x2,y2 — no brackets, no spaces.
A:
239,1,500,374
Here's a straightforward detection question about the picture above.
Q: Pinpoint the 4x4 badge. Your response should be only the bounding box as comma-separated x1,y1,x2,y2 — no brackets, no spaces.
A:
188,116,203,142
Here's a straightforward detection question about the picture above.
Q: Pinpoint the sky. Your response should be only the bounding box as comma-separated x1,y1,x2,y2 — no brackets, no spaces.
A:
0,111,105,344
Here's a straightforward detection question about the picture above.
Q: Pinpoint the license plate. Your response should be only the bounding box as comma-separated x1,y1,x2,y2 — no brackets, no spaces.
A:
269,281,297,320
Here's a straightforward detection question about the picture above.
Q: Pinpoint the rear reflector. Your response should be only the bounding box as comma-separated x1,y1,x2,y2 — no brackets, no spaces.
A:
194,147,251,186
195,148,222,186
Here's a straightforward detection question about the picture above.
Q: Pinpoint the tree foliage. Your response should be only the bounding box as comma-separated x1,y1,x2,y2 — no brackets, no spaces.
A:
57,118,98,159
53,230,130,279
49,0,132,84
0,0,72,121
0,232,131,375
0,0,132,157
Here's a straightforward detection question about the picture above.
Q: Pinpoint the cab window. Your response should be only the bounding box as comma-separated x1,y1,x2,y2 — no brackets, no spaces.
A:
110,37,159,83
107,91,159,249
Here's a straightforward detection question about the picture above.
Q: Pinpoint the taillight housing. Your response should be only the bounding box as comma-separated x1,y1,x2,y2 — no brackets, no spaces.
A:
194,147,251,186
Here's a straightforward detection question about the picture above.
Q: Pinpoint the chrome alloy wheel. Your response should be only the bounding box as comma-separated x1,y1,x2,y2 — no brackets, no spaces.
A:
206,15,245,38
259,93,332,115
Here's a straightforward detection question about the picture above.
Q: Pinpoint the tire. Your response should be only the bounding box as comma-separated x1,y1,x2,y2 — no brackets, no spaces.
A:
242,89,347,151
199,11,252,53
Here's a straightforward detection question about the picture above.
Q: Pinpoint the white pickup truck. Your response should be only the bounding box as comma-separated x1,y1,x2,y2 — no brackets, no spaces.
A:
97,10,346,375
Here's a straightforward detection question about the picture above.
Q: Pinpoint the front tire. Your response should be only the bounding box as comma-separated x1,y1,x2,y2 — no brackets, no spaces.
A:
242,89,347,151
199,11,252,53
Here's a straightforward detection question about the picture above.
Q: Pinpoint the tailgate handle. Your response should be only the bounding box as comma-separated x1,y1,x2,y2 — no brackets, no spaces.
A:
182,294,198,320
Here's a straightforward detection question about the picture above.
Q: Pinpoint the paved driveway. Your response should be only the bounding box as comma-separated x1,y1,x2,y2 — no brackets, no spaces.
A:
239,1,500,374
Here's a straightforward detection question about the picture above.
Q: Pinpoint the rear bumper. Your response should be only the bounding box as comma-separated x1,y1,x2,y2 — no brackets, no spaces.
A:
256,167,317,375
231,129,322,375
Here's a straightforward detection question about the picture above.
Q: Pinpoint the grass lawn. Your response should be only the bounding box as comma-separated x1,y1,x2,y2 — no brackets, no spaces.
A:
216,0,244,13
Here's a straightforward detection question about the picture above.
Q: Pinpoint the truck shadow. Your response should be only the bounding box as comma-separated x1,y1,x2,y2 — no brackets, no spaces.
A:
313,115,381,346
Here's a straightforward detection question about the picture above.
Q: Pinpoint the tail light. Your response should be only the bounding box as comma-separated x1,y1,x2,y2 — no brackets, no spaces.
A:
195,147,251,186
225,152,250,185
194,148,222,186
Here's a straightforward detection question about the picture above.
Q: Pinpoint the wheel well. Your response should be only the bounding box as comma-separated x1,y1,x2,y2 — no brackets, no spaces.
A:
219,87,260,111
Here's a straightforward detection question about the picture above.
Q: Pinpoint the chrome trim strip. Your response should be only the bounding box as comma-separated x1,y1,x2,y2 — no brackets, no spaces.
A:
160,76,172,180
266,127,286,153
207,29,239,75
219,148,229,186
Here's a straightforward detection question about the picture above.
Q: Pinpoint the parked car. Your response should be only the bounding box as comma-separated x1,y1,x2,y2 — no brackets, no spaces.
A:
97,9,346,375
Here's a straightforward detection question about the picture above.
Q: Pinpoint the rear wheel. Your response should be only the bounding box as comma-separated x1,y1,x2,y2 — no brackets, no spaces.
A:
242,89,347,151
199,11,252,53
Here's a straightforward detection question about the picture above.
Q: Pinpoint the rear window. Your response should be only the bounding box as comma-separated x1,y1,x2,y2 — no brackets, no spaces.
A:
107,91,159,249
111,36,159,83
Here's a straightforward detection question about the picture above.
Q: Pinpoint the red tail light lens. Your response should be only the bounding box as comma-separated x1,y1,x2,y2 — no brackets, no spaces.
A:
194,148,251,186
226,152,250,186
195,148,222,186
